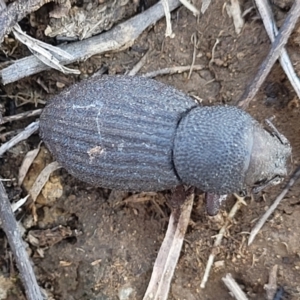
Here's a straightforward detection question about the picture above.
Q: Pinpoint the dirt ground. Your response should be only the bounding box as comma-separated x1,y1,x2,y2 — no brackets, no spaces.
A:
1,0,300,299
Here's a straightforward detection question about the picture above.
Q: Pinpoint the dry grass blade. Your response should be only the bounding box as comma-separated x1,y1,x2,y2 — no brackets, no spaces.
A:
222,273,249,300
201,0,211,14
143,191,194,300
13,24,74,60
127,50,151,76
0,121,39,156
18,142,42,186
13,24,80,74
162,0,174,37
254,0,300,99
179,0,199,16
188,33,199,79
31,50,79,74
11,195,29,212
123,192,157,204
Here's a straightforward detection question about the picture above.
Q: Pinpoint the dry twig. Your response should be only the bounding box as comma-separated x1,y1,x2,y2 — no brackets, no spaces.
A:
248,165,300,245
200,194,247,288
0,121,39,156
254,0,300,99
179,0,199,16
0,0,54,43
127,50,151,76
1,109,42,125
143,189,194,300
0,0,182,84
142,65,203,78
238,0,300,109
0,0,77,74
264,265,278,300
222,273,249,300
0,181,44,300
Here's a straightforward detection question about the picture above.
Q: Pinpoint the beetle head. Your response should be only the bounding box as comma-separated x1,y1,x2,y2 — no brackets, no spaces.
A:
245,123,291,191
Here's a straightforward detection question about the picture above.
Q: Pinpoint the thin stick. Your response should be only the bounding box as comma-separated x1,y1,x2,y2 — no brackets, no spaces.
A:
255,0,300,99
200,194,246,288
127,50,151,76
142,65,203,78
0,121,39,156
179,0,199,16
222,273,249,300
0,0,182,85
0,181,44,300
1,109,42,125
264,265,278,300
188,33,198,79
209,38,220,67
238,0,300,109
143,191,194,300
248,165,300,245
162,0,174,37
0,0,54,43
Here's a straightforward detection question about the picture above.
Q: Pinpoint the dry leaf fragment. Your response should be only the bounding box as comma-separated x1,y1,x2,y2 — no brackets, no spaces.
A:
201,0,211,14
29,161,61,202
12,24,80,75
0,275,14,300
11,195,29,212
226,0,244,34
60,261,72,267
18,142,41,186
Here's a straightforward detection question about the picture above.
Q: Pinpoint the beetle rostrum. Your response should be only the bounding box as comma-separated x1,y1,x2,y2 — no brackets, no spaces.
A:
39,76,291,195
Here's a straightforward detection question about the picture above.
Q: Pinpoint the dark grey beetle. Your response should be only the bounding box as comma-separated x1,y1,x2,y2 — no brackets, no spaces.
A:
39,76,291,199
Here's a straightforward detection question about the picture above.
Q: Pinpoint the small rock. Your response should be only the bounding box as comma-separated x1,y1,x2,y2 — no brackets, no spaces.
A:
118,285,135,300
